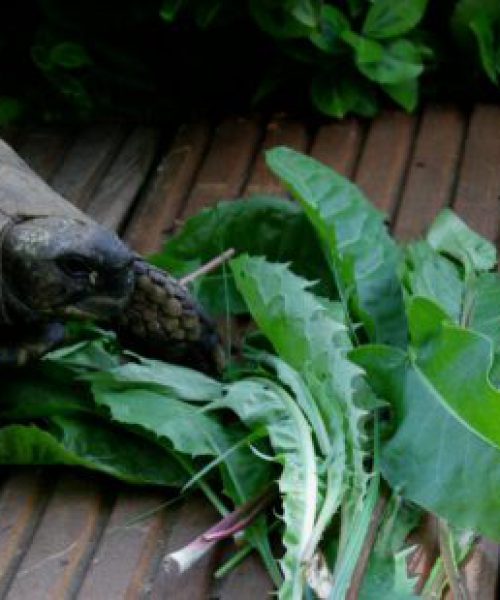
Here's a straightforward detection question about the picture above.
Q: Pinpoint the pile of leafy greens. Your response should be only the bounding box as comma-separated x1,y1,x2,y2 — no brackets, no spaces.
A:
2,0,500,124
4,146,500,598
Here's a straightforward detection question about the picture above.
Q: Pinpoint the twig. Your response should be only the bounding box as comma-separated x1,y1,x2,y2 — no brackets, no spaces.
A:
346,485,390,600
179,248,236,286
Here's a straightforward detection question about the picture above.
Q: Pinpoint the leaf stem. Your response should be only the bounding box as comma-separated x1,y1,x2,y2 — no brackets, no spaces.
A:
164,486,276,575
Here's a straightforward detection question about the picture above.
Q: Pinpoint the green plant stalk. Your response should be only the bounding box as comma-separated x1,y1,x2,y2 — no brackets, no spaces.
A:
214,520,281,579
438,519,470,600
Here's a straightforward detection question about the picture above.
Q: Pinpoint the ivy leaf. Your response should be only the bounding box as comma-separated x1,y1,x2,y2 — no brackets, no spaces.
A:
265,146,407,347
362,0,429,39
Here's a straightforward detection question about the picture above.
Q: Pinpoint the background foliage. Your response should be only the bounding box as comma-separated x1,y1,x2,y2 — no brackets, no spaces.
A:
1,0,500,125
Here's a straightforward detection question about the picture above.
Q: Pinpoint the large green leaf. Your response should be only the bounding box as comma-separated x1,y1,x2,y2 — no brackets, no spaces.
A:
231,255,377,575
407,297,500,450
216,378,317,600
265,146,407,347
351,298,500,539
362,0,428,39
0,419,186,486
151,195,334,314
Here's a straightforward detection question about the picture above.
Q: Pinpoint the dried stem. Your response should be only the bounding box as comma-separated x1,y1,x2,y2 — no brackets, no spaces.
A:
179,248,236,286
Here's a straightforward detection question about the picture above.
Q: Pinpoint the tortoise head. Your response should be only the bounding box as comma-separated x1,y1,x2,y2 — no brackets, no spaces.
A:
2,216,135,323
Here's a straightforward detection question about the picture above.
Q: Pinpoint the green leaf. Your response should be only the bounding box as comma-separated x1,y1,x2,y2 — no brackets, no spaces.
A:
362,0,428,39
86,357,223,401
216,378,318,600
265,146,407,347
159,0,185,22
470,13,498,83
381,78,419,111
351,299,500,540
49,42,92,69
231,256,376,566
0,97,23,126
309,5,350,54
311,74,379,118
151,196,334,314
195,0,223,28
359,498,420,599
407,297,500,450
426,208,497,274
402,241,464,321
343,32,424,85
249,0,314,39
469,272,500,352
91,384,231,458
0,420,186,486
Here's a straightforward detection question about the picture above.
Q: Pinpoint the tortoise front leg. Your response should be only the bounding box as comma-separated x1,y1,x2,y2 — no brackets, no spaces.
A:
0,322,66,366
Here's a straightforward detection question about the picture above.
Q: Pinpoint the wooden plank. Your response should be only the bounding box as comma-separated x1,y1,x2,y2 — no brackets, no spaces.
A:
123,121,211,255
6,474,109,600
77,490,168,600
50,123,127,209
394,105,466,240
0,471,51,598
181,116,261,219
15,127,74,181
311,118,364,177
453,104,500,241
149,495,221,600
85,127,160,232
461,539,500,600
355,110,417,215
245,115,309,196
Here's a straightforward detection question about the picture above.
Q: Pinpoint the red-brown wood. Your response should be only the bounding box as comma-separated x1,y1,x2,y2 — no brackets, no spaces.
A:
124,121,211,255
181,116,261,219
311,118,364,177
394,105,466,240
453,105,500,242
355,110,417,215
245,114,309,196
86,127,160,232
50,124,127,210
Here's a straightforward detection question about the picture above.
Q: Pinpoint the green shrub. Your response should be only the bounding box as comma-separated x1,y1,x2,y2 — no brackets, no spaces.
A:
2,0,500,124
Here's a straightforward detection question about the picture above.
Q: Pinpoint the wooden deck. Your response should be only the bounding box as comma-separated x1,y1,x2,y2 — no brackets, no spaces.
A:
1,105,500,598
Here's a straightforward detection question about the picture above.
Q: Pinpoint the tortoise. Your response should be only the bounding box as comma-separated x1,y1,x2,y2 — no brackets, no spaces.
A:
0,138,223,372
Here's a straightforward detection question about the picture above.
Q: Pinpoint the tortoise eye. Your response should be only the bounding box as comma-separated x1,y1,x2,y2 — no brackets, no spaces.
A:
57,255,93,279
